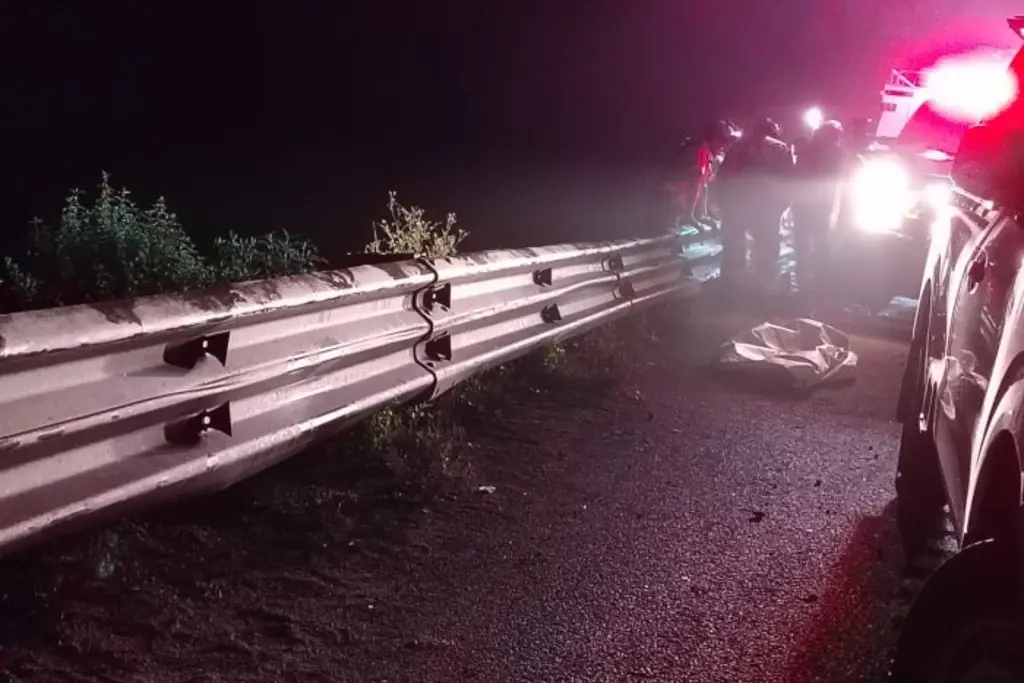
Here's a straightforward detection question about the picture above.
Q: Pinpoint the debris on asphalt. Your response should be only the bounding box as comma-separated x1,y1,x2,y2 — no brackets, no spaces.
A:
744,509,766,523
715,318,858,389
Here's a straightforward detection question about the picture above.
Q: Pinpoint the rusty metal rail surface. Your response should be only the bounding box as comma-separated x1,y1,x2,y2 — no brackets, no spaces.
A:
0,235,697,555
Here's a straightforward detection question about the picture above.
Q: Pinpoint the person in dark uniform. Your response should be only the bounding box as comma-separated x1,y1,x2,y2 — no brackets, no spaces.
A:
705,120,742,227
847,117,874,152
791,119,845,310
716,117,795,293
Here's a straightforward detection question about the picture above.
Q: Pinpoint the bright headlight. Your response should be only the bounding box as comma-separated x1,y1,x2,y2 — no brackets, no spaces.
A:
852,159,912,232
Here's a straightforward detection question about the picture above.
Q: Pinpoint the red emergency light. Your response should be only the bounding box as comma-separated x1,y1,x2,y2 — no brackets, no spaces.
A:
926,51,1018,122
1008,16,1024,40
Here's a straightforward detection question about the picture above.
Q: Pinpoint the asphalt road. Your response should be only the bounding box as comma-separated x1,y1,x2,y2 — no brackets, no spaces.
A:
0,296,917,683
340,303,913,683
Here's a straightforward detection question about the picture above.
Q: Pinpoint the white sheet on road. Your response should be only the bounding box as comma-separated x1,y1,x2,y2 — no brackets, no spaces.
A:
716,318,858,389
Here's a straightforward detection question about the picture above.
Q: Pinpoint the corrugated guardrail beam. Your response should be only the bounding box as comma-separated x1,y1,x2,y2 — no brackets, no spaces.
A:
0,235,698,557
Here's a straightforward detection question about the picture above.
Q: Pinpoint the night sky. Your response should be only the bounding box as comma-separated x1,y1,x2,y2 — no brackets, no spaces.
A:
1,0,1021,257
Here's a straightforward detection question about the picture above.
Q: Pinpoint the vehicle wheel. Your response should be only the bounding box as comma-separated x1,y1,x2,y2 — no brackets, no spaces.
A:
891,539,1024,683
896,337,947,567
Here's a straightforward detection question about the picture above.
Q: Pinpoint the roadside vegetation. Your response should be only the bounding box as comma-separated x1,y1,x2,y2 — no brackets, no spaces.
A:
0,172,321,313
0,173,676,607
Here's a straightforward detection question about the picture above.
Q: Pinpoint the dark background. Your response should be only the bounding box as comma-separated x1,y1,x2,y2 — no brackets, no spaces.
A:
0,0,1020,258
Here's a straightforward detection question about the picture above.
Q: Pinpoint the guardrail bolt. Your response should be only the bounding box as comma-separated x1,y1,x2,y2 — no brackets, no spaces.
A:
607,254,624,272
421,282,452,313
165,402,233,446
533,268,553,286
541,303,562,324
617,279,636,299
423,333,452,363
164,332,230,370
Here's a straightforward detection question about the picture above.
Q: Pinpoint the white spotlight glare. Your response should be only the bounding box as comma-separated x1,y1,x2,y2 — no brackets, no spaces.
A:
803,107,824,131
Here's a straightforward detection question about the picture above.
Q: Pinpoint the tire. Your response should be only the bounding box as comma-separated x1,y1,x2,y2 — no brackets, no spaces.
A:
896,336,947,567
891,539,1024,683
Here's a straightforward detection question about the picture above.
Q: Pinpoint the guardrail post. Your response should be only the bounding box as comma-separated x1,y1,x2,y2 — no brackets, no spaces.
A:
165,402,233,446
421,282,452,312
617,279,636,300
410,258,453,399
533,267,553,286
541,303,562,323
422,333,452,363
164,331,231,369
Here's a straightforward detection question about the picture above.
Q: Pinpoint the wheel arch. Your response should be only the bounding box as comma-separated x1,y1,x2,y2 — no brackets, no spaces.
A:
897,281,932,423
965,353,1024,542
964,429,1023,547
912,280,933,346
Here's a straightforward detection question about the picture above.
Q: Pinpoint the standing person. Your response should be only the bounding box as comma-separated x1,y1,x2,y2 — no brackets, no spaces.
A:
791,119,845,311
649,122,731,236
688,120,733,233
705,121,742,230
716,117,795,294
848,117,873,152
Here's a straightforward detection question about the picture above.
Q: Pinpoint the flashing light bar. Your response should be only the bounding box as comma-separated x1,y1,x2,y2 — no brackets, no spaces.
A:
921,149,953,162
1009,16,1024,40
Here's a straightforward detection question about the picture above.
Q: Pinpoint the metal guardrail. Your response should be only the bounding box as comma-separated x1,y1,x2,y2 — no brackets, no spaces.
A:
0,235,697,556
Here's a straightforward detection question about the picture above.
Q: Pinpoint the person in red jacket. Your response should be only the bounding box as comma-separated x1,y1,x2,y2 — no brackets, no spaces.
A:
680,120,732,231
649,121,732,236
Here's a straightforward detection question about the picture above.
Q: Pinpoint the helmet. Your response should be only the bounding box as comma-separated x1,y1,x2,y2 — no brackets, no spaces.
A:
813,119,843,146
752,117,780,139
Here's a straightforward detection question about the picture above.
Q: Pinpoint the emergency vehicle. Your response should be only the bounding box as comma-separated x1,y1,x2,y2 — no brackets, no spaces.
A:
823,47,1016,309
890,15,1024,681
843,45,1015,243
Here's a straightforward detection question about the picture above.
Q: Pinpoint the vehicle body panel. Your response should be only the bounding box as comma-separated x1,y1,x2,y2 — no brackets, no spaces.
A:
918,199,996,534
963,223,1024,533
913,22,1024,539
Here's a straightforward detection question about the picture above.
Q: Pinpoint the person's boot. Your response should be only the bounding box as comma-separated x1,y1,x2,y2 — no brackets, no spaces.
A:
697,215,720,235
689,214,712,238
675,217,703,240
